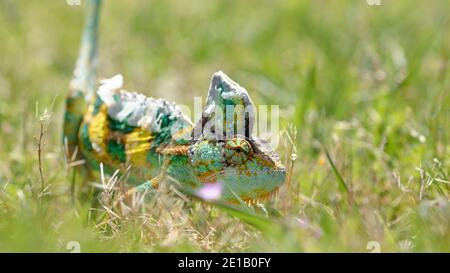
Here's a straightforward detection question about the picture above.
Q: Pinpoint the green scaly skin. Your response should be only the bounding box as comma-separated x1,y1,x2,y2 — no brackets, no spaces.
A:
63,0,286,203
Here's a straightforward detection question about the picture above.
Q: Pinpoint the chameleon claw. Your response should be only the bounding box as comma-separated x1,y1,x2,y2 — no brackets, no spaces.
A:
135,181,157,193
129,173,165,196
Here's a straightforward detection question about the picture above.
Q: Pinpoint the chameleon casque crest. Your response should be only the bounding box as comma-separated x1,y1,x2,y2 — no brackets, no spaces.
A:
63,0,286,203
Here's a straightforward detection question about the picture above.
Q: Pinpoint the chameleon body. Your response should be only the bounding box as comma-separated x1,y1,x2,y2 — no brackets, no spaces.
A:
64,0,285,203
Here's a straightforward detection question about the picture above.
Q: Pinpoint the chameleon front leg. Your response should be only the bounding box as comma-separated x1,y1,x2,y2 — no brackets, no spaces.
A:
134,174,164,193
126,158,171,196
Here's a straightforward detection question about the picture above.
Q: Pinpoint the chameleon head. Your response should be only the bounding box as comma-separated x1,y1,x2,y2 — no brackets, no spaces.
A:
185,71,285,203
187,136,286,203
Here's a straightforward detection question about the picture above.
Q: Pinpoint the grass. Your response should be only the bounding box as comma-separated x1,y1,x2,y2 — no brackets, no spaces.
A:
0,0,449,252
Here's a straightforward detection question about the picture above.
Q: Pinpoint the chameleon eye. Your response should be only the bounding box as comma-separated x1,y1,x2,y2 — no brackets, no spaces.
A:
224,138,252,166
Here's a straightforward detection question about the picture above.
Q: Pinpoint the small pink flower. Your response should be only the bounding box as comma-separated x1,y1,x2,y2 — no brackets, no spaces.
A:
195,183,223,201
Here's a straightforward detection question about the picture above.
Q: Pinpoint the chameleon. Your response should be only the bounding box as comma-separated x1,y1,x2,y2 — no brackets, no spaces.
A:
63,0,286,203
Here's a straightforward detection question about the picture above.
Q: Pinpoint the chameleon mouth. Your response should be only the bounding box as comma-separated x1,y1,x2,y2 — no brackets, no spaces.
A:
197,171,219,183
195,167,284,204
195,176,280,204
233,186,281,205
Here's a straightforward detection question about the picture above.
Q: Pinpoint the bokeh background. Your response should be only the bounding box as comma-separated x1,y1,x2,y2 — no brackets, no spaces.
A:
0,0,448,252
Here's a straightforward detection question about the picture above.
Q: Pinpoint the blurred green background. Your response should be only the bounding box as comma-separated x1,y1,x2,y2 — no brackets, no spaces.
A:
0,0,448,252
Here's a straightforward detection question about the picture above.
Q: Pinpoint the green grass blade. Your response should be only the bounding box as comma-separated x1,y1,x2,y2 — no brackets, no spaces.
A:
323,146,350,194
